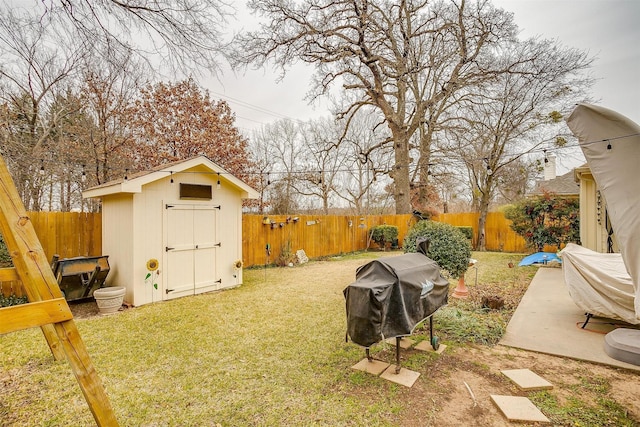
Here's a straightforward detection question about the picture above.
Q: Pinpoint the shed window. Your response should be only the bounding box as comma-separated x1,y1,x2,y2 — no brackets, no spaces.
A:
180,183,212,200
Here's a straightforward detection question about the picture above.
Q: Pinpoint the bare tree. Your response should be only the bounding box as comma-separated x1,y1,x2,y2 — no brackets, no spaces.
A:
248,112,395,214
234,0,520,214
246,129,274,214
80,52,149,188
290,118,347,214
444,37,593,249
45,90,96,211
0,9,84,210
493,158,538,205
12,0,234,75
252,119,304,214
429,166,469,213
332,109,394,214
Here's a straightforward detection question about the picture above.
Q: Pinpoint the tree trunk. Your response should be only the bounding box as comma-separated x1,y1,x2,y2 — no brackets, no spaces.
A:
477,212,487,251
477,193,491,251
391,129,412,214
416,124,434,208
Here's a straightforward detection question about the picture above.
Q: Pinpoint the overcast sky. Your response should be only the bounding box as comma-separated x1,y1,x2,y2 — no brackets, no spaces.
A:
203,0,640,138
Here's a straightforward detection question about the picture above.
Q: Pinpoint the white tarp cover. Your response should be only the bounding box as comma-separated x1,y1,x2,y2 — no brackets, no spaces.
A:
560,243,637,324
566,103,640,321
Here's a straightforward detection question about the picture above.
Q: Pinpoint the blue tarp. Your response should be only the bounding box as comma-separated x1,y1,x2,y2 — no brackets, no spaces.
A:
518,252,562,267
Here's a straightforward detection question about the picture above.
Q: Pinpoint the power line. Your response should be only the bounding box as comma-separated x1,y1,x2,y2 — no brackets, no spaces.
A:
210,90,299,121
502,131,640,160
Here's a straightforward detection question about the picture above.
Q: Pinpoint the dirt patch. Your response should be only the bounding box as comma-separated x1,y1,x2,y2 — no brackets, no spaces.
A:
67,299,130,319
387,344,640,426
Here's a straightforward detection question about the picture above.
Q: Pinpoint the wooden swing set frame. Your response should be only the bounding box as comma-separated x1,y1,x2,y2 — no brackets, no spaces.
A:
0,154,118,426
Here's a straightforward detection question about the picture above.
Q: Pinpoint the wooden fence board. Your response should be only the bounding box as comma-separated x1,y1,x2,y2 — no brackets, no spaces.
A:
24,211,102,261
0,281,24,298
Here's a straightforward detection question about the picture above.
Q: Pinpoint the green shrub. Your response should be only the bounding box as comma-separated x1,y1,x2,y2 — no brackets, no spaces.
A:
0,294,28,307
404,220,472,278
0,233,12,267
503,192,580,251
369,225,399,248
456,226,473,240
274,240,297,267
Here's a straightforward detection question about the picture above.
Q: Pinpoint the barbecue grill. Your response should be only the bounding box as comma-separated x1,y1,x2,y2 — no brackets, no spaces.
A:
50,255,110,301
344,239,448,371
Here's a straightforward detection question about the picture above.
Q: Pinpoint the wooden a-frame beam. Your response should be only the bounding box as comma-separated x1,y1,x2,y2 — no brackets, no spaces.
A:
0,155,118,426
0,298,72,334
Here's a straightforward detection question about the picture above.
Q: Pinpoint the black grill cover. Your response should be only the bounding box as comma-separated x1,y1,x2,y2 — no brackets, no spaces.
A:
344,247,449,347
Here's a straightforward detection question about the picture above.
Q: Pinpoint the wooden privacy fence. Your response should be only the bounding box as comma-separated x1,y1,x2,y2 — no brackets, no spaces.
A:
242,214,417,268
434,212,528,254
241,212,528,267
0,278,23,299
2,211,526,297
1,212,101,298
29,211,102,260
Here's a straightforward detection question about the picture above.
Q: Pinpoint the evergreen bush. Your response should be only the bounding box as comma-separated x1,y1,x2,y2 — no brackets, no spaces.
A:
369,225,399,249
404,220,472,278
503,193,580,252
0,294,28,307
456,226,473,240
0,233,12,267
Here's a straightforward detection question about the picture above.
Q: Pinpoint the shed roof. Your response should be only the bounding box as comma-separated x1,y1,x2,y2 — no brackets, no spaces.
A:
531,169,579,196
82,155,259,199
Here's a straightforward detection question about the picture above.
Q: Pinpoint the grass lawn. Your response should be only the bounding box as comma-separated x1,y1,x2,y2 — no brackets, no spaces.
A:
1,251,637,426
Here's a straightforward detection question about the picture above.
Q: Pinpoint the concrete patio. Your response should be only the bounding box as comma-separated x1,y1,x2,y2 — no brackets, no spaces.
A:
499,265,640,372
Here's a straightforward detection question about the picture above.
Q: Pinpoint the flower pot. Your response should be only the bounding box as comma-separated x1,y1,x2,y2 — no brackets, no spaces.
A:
452,276,469,299
93,286,126,315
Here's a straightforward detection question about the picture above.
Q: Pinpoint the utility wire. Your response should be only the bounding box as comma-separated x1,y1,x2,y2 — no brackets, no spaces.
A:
210,91,293,120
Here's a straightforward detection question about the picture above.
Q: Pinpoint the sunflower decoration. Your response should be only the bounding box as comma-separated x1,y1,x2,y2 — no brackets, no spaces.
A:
233,259,243,270
145,259,159,289
146,258,159,271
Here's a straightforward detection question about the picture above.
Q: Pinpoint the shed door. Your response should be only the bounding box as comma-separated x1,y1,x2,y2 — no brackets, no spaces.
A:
164,203,220,300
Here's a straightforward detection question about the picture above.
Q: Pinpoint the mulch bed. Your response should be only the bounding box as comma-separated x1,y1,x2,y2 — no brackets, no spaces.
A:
67,299,132,319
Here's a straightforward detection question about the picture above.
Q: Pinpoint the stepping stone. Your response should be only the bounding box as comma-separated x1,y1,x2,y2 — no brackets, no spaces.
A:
490,395,550,423
380,365,420,387
351,358,389,375
501,369,553,391
414,341,447,354
385,337,415,349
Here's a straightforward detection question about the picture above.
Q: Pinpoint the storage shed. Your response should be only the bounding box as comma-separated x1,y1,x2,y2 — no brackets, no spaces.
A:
82,156,259,306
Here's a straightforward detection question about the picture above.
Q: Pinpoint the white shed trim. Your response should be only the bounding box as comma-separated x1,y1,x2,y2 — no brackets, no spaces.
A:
82,155,259,200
